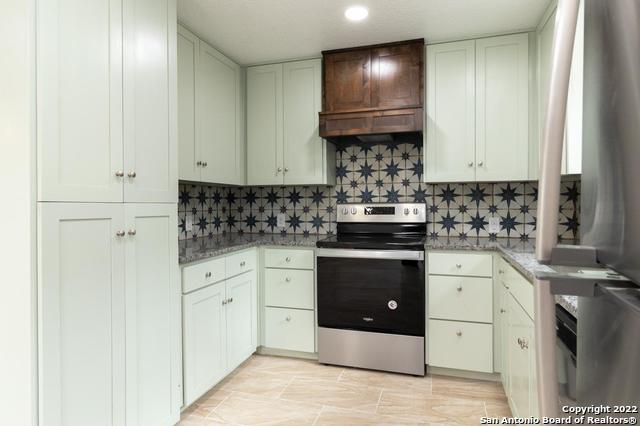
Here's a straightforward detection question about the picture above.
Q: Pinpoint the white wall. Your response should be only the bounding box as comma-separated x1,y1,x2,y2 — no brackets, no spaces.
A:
0,0,37,424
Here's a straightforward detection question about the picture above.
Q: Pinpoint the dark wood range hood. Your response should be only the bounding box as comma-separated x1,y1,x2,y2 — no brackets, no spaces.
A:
319,38,424,143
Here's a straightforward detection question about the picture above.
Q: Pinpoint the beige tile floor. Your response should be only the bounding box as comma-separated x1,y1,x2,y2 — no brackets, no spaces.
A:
179,355,511,425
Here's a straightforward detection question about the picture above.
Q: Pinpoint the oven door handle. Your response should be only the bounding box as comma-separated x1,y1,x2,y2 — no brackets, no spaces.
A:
316,248,424,261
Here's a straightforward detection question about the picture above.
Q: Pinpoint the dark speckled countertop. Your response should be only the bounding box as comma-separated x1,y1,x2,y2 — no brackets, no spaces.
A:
424,236,578,317
179,233,577,317
179,233,321,264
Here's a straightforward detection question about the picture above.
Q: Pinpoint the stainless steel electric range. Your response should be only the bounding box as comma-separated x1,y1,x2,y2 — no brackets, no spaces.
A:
316,203,426,376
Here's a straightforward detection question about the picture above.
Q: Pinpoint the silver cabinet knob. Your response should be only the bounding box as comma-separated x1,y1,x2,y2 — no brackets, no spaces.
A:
500,308,506,314
456,286,463,292
115,170,125,177
285,316,291,322
240,261,246,267
284,167,289,172
127,229,136,236
277,167,283,173
521,339,528,349
456,330,462,337
127,171,137,178
285,277,291,283
205,272,212,278
285,256,291,263
478,161,484,167
498,269,504,274
202,162,208,167
222,300,227,305
116,230,126,237
196,161,202,166
228,297,233,303
467,162,474,167
455,263,462,268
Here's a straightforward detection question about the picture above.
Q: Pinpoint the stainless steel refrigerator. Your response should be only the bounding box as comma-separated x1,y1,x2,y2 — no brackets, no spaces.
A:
535,0,640,419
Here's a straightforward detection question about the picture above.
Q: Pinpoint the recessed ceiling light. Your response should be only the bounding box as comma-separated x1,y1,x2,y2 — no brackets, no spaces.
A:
345,6,368,21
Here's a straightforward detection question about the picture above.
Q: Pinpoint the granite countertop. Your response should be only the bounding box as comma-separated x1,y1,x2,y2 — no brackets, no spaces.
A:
179,233,322,264
425,236,578,317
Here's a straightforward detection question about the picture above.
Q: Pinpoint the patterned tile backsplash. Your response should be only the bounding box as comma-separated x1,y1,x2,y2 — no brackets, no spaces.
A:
179,142,580,241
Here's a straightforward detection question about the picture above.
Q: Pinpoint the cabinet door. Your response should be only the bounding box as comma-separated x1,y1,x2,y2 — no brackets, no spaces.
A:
124,204,181,426
183,282,227,407
323,49,371,112
425,41,476,182
283,59,326,185
226,272,258,370
476,34,529,181
371,42,423,109
39,203,125,426
123,0,177,203
500,282,510,393
198,42,243,185
507,294,533,418
247,64,284,185
177,25,201,182
37,0,123,202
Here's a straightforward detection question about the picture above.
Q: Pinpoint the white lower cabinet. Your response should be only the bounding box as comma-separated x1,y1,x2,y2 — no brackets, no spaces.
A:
182,281,228,407
264,307,315,353
261,247,316,354
38,203,181,426
427,251,494,373
181,249,258,407
495,258,538,418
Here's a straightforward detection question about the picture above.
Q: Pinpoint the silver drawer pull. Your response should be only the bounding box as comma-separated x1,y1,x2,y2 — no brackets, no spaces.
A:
456,286,463,292
228,297,233,303
222,300,227,305
285,256,292,263
285,316,291,322
116,230,126,237
127,171,137,178
456,330,462,337
240,261,246,267
115,170,124,177
455,263,462,268
498,269,504,274
127,229,136,236
205,272,212,278
500,309,506,314
285,277,291,283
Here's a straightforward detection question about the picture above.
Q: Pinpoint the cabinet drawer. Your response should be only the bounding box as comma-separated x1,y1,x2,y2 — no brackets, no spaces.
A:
265,269,314,309
428,252,493,277
226,249,257,278
182,257,226,293
428,319,493,373
264,307,315,353
428,276,493,323
504,264,534,319
264,248,314,270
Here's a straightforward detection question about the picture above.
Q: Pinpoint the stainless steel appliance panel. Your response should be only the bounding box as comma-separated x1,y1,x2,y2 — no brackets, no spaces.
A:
318,327,425,376
581,0,640,284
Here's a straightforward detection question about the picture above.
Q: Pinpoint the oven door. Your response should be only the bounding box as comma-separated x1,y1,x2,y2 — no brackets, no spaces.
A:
317,248,425,336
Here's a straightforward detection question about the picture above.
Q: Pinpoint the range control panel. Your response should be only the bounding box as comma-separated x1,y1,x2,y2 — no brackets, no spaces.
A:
337,203,427,223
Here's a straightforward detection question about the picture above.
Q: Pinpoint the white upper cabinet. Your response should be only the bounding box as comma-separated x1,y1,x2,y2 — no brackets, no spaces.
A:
282,59,335,185
177,25,200,182
37,0,124,202
475,33,529,182
198,42,244,185
247,64,284,186
124,204,181,426
426,41,476,182
39,203,126,426
425,33,529,183
177,25,244,185
247,59,335,186
536,0,583,177
37,0,177,203
123,0,178,203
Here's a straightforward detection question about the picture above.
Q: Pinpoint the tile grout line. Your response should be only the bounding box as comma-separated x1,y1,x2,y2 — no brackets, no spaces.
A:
311,405,325,426
374,388,384,414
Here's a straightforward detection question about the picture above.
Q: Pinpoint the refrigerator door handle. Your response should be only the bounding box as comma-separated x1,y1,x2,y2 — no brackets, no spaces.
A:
534,0,580,418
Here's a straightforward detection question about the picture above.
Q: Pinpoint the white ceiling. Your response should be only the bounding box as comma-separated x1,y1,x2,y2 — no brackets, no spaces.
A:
178,0,550,65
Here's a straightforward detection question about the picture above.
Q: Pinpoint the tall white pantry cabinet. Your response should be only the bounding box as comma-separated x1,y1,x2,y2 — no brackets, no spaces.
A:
36,0,181,426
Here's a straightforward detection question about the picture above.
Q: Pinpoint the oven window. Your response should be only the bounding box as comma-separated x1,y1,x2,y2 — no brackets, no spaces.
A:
317,256,425,336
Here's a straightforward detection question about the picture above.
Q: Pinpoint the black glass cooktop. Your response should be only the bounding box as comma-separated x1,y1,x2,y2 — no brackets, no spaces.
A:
316,234,426,250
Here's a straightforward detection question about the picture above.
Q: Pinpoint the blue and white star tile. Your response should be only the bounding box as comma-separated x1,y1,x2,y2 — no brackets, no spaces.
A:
558,210,579,240
381,158,404,183
435,183,463,211
496,210,525,238
463,183,492,210
493,182,525,210
434,211,464,237
380,183,404,203
462,209,491,238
